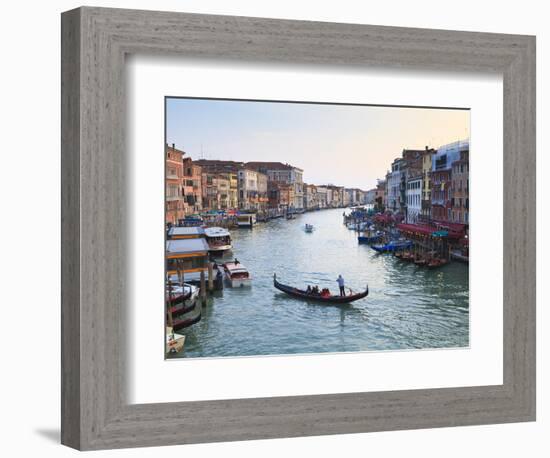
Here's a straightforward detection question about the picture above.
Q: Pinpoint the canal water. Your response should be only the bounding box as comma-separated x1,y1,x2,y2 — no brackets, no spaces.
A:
173,208,469,359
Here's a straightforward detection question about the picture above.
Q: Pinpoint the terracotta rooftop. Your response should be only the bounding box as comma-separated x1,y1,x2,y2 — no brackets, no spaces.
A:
245,161,302,171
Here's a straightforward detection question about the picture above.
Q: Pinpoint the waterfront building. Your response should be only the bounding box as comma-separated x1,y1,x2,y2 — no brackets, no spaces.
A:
182,157,202,215
325,185,344,208
451,148,469,224
316,186,328,209
165,144,186,225
406,175,422,223
375,179,386,212
357,189,366,205
343,188,352,207
365,188,376,206
257,171,269,211
304,183,318,210
194,160,243,211
238,168,260,211
431,168,452,221
217,171,239,209
421,147,436,222
268,181,294,210
431,139,469,222
387,158,403,213
216,174,231,210
246,162,304,210
201,171,220,211
399,149,424,216
384,173,391,210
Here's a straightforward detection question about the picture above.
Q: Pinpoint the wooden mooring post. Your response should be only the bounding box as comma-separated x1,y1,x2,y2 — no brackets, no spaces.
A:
208,262,214,291
200,269,207,307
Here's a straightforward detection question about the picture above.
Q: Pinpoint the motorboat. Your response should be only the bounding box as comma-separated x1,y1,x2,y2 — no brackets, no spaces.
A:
222,262,252,287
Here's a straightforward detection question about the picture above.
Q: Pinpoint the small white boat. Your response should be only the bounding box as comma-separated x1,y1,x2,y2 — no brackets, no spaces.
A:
204,226,232,253
222,262,252,287
166,327,186,354
305,224,314,233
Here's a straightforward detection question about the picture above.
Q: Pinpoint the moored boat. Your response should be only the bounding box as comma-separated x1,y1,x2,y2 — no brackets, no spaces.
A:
166,327,186,354
414,257,429,266
358,233,382,244
237,213,256,228
223,262,252,287
426,257,449,269
204,226,232,254
371,239,413,253
273,274,368,304
165,282,193,306
166,282,201,329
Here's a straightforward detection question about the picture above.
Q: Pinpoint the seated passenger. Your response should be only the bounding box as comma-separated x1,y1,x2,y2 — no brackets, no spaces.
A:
306,285,312,294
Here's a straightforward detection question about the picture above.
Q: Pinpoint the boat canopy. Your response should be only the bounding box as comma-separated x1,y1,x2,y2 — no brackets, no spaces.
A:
168,226,205,238
166,238,209,257
204,227,230,238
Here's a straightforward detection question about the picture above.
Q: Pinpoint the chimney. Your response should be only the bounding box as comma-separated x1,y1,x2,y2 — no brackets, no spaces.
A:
172,143,175,149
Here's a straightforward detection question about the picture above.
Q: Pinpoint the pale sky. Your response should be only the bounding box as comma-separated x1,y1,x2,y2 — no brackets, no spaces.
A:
166,98,470,190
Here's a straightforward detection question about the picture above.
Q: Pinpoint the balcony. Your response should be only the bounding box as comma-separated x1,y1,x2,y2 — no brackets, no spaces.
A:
166,195,182,202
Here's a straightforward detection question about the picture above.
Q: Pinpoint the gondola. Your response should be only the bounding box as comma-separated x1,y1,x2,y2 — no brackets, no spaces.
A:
273,274,368,304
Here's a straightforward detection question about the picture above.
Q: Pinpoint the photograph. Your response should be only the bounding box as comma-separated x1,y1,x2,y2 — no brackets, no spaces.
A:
164,97,470,359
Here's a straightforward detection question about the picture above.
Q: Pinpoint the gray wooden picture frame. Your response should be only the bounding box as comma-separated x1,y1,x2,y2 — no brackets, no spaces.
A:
61,6,536,451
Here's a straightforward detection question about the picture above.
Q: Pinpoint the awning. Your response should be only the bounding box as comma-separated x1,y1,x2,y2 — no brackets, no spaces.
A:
396,223,438,236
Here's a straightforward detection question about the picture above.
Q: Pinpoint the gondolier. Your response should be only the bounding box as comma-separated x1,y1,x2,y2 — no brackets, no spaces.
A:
336,274,346,296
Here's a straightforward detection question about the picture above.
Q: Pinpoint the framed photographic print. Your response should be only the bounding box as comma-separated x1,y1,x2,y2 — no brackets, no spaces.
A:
61,6,536,450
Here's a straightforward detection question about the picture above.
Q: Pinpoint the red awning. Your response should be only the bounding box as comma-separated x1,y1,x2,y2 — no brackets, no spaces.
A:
432,220,467,238
396,223,437,236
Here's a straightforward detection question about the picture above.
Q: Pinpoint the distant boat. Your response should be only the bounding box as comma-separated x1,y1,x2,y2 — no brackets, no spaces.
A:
222,262,252,287
305,224,314,233
204,226,232,254
286,213,296,220
273,274,368,304
371,239,413,253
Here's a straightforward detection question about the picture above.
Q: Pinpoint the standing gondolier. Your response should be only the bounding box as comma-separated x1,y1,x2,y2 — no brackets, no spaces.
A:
336,274,346,296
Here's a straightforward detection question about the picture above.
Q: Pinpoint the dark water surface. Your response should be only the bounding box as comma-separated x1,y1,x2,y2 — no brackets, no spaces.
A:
174,208,469,358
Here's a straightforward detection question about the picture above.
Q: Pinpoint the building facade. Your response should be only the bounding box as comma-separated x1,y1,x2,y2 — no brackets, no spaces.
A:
165,144,186,225
238,169,259,211
246,162,304,210
431,140,469,222
406,175,422,223
421,147,436,221
375,179,386,212
451,149,469,224
303,183,318,210
316,186,328,209
387,158,403,213
182,157,202,214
